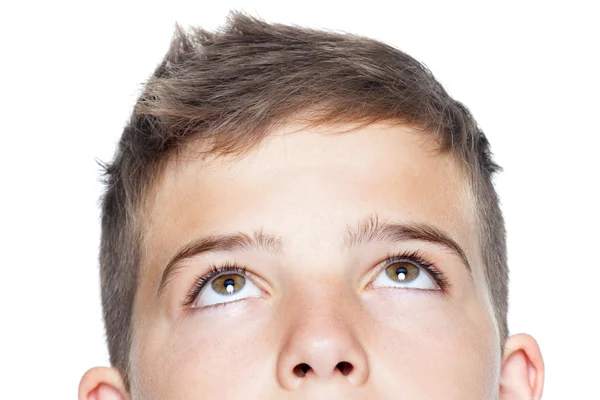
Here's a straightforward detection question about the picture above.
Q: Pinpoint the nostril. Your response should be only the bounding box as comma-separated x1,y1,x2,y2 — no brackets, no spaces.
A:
293,363,312,377
336,361,354,376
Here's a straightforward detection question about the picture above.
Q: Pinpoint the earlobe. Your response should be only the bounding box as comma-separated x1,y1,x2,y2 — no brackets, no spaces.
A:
499,333,545,399
79,366,130,400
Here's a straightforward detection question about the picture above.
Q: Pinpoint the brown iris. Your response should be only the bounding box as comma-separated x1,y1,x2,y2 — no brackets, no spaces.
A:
385,262,419,283
211,273,246,295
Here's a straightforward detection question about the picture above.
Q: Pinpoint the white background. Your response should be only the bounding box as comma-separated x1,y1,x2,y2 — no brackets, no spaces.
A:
1,1,598,398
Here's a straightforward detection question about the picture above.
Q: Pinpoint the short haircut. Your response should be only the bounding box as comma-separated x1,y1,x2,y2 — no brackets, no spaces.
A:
99,10,507,385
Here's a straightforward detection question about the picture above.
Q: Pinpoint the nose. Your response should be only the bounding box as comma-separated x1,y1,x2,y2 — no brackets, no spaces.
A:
275,290,369,390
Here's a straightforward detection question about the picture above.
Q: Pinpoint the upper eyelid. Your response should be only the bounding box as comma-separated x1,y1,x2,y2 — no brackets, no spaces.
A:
378,252,433,271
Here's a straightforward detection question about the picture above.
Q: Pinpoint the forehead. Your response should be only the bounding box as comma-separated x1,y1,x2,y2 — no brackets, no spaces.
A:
141,122,480,283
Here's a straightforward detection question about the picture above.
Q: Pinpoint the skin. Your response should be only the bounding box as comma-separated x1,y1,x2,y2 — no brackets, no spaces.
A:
80,122,544,399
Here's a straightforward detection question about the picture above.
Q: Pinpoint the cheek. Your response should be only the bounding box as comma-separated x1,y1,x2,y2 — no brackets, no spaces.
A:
363,292,499,397
134,303,275,399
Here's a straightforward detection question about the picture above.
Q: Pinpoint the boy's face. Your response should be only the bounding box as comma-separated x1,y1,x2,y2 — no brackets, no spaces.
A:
126,122,502,399
79,122,544,399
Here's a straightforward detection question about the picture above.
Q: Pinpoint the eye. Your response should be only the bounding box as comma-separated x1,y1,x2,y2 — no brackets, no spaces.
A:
189,268,263,309
371,259,441,290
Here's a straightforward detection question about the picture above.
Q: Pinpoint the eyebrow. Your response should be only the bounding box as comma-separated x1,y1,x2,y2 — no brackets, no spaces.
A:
157,229,283,297
342,214,471,271
157,214,471,297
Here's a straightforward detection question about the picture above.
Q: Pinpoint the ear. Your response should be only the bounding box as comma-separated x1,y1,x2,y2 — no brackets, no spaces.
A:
79,366,131,400
499,333,545,399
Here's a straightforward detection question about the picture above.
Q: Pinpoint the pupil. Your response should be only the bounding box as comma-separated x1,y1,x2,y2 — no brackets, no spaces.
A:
396,266,408,276
223,278,235,288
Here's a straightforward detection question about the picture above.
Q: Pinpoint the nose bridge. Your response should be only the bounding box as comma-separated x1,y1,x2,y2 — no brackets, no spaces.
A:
292,284,352,356
288,274,354,333
276,280,369,390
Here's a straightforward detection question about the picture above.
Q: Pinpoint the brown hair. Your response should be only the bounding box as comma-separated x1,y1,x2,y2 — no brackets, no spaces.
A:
99,10,507,385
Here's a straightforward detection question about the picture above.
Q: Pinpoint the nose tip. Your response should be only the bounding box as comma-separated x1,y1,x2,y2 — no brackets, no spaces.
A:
276,322,369,390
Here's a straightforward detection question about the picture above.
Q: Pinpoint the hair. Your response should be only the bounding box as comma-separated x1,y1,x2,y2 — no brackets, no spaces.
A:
99,10,508,386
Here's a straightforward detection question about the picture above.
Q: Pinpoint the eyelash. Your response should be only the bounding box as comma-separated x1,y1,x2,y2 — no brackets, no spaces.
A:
183,262,249,307
380,249,450,292
182,250,449,308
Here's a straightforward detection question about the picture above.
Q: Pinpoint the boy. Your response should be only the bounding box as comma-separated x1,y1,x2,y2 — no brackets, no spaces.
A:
79,11,544,399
